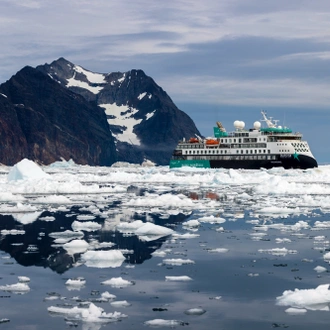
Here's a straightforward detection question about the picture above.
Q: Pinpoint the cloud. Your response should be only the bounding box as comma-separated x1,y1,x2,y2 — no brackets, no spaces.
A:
159,75,330,108
1,0,330,109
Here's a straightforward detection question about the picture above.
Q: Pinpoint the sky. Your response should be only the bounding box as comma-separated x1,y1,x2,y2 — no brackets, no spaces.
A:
1,0,330,162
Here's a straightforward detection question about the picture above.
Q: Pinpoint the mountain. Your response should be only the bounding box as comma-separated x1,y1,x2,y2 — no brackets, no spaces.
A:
0,66,117,166
0,57,201,166
37,58,201,165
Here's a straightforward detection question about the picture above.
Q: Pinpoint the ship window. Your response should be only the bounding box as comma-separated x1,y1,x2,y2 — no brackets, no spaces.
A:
263,150,266,153
236,150,239,154
268,150,270,153
246,150,249,154
250,150,253,154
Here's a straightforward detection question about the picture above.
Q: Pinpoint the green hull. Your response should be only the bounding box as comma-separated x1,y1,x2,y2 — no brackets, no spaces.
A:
169,159,210,168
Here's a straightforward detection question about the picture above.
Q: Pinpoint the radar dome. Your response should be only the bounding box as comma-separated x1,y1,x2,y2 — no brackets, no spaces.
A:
254,121,261,130
234,120,240,129
238,121,245,129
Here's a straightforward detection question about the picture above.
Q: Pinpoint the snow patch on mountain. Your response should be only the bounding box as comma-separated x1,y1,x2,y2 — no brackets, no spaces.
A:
138,92,147,100
73,65,106,84
146,110,156,120
100,103,142,145
66,65,106,94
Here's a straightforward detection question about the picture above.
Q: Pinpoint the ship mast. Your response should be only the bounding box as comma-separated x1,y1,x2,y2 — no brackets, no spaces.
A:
261,110,278,128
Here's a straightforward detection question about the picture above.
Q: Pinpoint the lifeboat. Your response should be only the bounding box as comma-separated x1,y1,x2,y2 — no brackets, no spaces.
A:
189,137,199,143
205,139,219,145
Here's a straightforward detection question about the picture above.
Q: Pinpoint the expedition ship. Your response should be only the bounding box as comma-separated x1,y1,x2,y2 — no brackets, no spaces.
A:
170,111,318,169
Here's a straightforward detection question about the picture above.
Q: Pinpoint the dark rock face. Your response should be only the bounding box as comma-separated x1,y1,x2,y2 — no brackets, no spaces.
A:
0,94,28,164
38,58,201,165
0,66,117,166
0,57,200,166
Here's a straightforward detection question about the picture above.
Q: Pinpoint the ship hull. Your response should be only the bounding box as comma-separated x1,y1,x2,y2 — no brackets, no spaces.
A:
170,154,318,170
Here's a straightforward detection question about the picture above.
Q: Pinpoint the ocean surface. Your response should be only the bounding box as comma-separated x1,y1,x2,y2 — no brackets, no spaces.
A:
1,161,330,329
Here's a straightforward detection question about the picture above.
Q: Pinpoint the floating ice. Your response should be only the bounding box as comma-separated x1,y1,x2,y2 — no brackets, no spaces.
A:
33,195,72,205
162,258,195,266
38,216,56,221
63,239,89,255
18,276,30,282
110,300,131,307
66,278,86,291
275,238,292,244
257,206,301,215
135,222,174,236
0,282,30,293
1,229,25,235
81,250,125,268
285,307,307,314
76,214,96,221
101,277,133,288
276,284,330,311
0,192,25,202
165,276,192,281
314,266,327,273
172,233,200,239
184,308,206,315
116,220,145,233
182,220,200,228
7,158,51,181
48,302,127,323
101,291,116,300
49,230,84,239
206,248,229,253
197,215,226,224
117,220,174,239
144,319,185,327
124,193,195,208
0,203,38,215
258,248,297,256
71,220,102,232
152,251,167,257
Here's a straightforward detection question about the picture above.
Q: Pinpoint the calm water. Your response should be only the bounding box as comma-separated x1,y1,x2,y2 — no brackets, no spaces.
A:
0,203,330,330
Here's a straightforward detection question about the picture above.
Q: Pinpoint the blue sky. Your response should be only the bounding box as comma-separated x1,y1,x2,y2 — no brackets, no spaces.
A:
1,0,330,163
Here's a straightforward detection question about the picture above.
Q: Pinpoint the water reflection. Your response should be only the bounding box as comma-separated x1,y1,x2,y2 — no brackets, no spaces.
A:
0,207,190,273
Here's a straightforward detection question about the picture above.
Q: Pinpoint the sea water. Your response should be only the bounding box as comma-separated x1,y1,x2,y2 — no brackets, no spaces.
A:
0,162,330,329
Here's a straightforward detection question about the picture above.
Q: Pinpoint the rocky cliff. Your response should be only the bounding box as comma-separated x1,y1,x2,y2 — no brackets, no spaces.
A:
37,58,201,165
0,66,117,165
0,58,201,166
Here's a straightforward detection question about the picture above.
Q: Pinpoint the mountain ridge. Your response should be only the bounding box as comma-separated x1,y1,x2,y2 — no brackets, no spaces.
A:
0,58,201,166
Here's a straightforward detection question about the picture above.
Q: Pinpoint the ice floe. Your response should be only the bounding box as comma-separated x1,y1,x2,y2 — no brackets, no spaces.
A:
48,302,127,323
65,278,86,291
165,276,192,281
81,250,125,268
276,284,330,311
101,277,134,288
144,319,185,327
0,281,30,294
7,158,51,181
162,258,195,266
